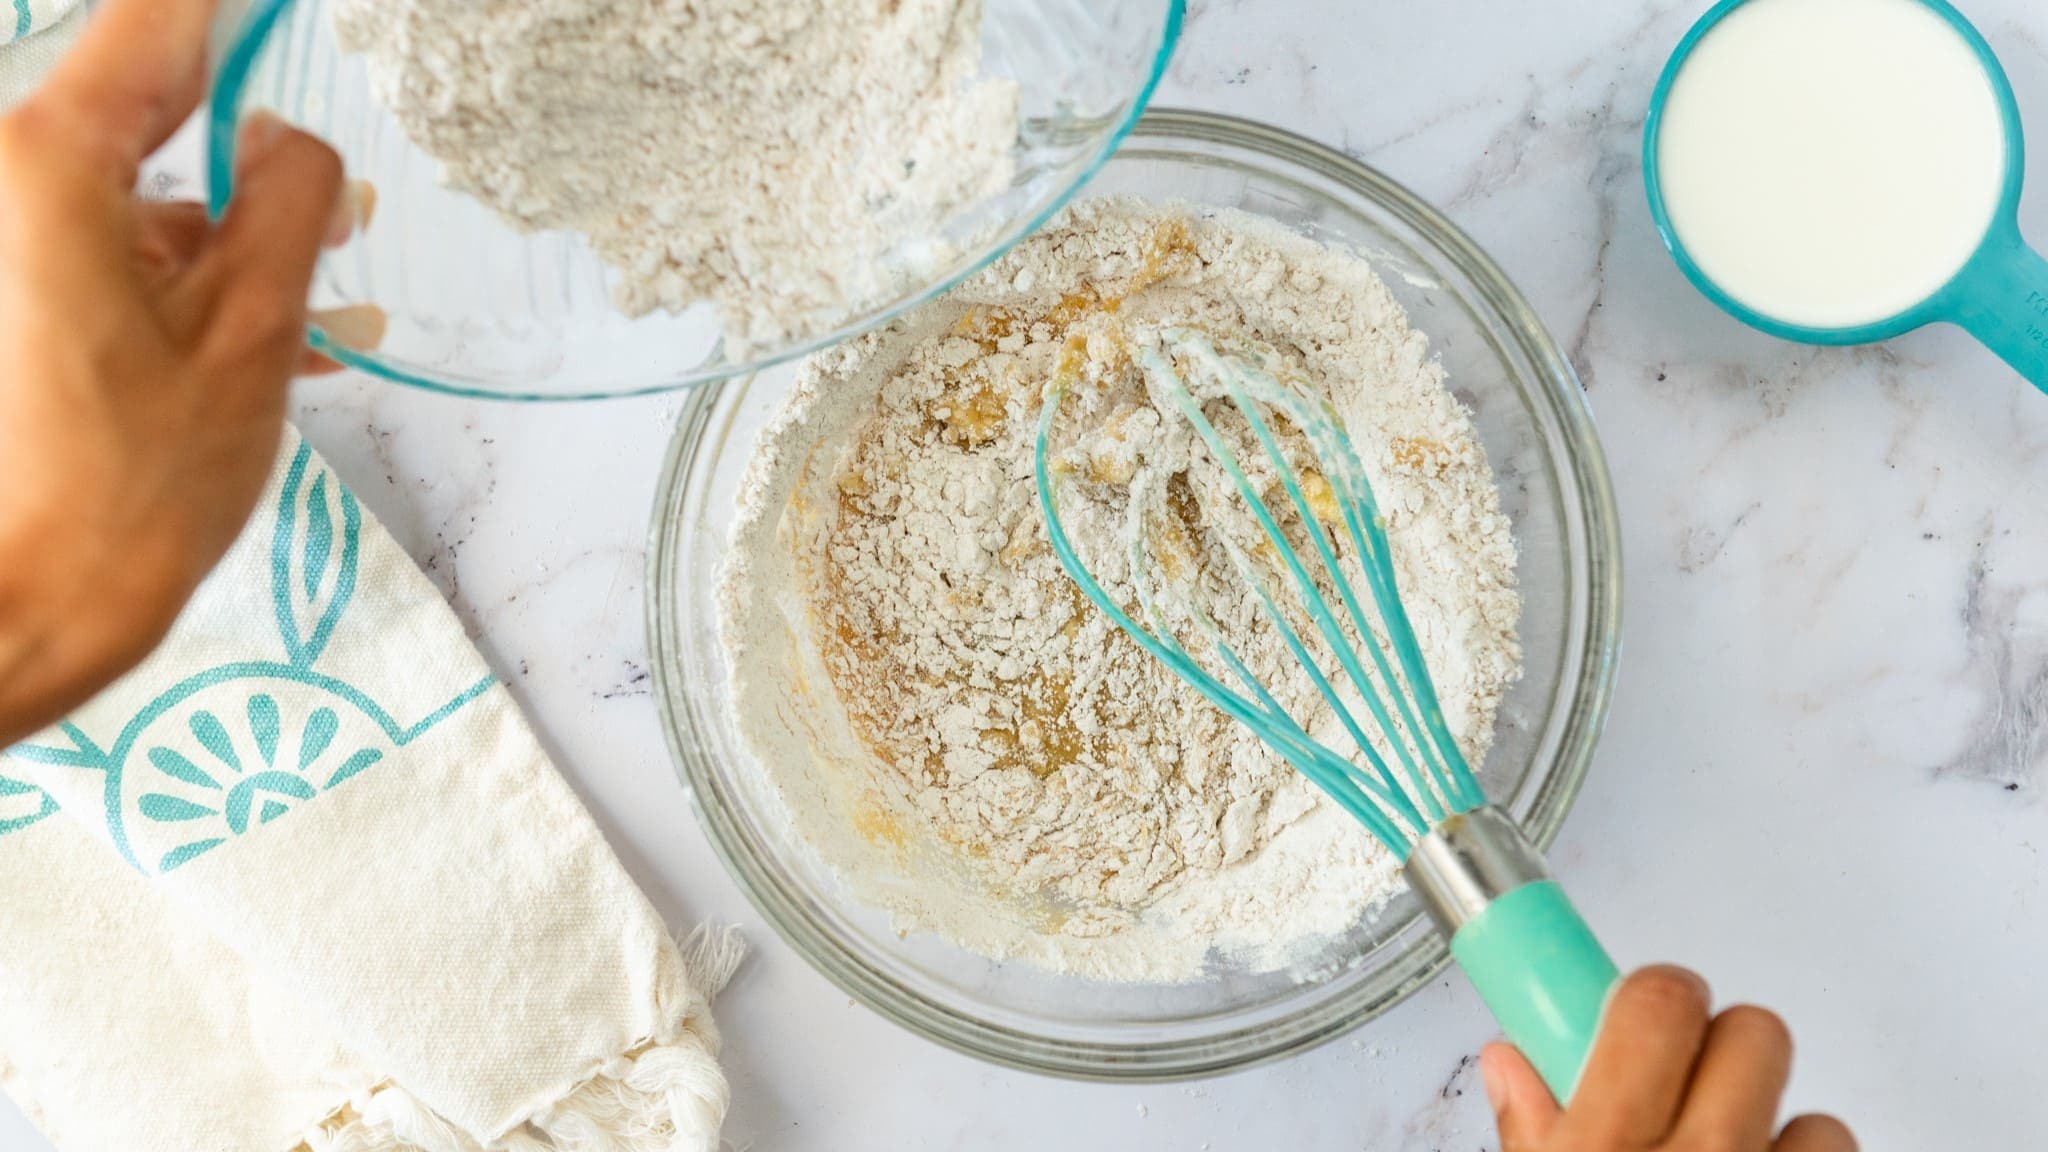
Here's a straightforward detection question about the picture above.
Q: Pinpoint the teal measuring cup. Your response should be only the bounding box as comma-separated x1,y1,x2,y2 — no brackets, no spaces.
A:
1645,0,2048,391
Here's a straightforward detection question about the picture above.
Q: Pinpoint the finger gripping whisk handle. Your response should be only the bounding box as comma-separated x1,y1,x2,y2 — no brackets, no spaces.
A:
1404,807,1620,1102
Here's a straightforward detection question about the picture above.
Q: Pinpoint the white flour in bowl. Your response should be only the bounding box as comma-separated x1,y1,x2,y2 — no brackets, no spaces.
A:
334,0,1018,356
719,199,1521,981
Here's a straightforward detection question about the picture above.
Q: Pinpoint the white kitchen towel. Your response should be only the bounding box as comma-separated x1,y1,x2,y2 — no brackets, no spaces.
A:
1,0,80,43
0,432,742,1152
0,0,81,107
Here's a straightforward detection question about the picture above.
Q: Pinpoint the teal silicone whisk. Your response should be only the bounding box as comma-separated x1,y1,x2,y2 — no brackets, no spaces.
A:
1035,326,1619,1100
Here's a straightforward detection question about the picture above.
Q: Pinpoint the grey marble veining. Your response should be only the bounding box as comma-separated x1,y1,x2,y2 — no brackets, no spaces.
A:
8,1,2048,1149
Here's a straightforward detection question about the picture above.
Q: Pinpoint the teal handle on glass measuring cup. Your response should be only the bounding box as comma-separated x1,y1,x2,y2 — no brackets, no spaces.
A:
1452,880,1620,1101
205,0,293,218
1940,220,2048,392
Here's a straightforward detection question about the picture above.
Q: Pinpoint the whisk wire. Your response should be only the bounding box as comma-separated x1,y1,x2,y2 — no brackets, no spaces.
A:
1039,371,1419,851
1125,469,1427,844
1211,639,1420,840
1186,502,1434,836
1139,345,1439,832
1222,389,1453,819
1151,336,1468,821
1169,332,1487,815
1149,560,1418,847
1228,555,1431,833
1285,374,1490,813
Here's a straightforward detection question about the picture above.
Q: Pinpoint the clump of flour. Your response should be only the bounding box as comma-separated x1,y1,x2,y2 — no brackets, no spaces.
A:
335,0,1018,356
719,199,1522,981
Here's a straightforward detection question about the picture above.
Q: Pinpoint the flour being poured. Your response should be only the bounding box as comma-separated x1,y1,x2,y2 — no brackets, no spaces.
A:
335,0,1018,356
721,199,1521,981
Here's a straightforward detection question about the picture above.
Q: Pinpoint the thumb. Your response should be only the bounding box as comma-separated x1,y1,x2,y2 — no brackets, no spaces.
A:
191,112,343,374
1481,1042,1563,1152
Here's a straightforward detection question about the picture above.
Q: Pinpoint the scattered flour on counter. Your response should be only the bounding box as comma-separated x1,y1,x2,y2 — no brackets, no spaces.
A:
719,199,1522,982
335,0,1018,356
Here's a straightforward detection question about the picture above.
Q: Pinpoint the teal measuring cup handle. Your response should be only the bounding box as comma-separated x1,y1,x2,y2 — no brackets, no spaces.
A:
1946,223,2048,393
1451,880,1621,1102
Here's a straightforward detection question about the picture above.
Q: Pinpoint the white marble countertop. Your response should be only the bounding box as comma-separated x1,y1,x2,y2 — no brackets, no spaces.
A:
10,1,2048,1148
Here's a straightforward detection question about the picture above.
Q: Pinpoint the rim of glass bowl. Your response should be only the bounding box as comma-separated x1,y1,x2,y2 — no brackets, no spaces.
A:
647,108,1625,1080
204,0,1187,403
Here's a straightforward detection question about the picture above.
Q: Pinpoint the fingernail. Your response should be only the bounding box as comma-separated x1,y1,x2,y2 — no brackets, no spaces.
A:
324,194,354,247
1686,970,1711,1002
327,181,379,247
1479,1045,1513,1108
352,180,378,230
1668,965,1712,1004
311,304,387,352
242,109,288,156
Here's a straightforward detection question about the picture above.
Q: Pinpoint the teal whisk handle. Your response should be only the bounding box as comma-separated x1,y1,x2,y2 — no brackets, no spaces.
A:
1405,807,1620,1103
1454,880,1617,1101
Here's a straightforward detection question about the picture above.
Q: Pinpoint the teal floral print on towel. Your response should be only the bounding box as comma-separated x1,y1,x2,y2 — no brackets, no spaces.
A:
5,443,493,872
131,692,389,872
0,770,56,838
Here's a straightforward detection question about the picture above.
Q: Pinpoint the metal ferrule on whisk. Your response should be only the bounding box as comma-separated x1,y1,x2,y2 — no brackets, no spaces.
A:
1403,806,1553,938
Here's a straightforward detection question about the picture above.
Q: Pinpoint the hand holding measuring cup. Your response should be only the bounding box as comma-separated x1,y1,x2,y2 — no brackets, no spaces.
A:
1646,0,2048,390
0,0,368,746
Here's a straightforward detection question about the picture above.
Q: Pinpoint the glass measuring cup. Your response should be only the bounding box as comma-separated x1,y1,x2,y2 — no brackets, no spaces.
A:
1644,0,2048,392
200,0,1184,401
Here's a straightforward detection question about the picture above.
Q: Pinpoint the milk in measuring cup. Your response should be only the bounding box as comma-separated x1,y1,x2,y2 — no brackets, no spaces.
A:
1655,0,2006,328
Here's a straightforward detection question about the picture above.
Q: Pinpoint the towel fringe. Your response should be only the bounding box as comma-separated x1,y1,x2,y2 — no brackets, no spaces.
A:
299,929,745,1152
679,923,746,1002
302,1084,481,1152
529,1027,731,1152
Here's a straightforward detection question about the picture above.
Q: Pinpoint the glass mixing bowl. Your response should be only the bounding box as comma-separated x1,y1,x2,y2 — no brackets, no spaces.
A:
204,0,1184,400
648,109,1623,1079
